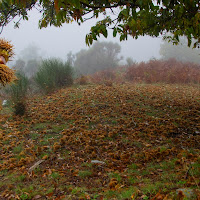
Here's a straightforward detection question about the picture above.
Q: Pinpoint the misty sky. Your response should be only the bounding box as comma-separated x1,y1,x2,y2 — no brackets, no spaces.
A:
1,9,162,64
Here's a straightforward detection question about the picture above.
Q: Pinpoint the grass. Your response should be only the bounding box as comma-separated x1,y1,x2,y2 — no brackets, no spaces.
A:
78,170,92,178
32,123,49,130
81,162,93,168
108,172,122,182
0,83,200,199
13,144,23,154
128,163,138,170
50,172,60,179
191,163,200,176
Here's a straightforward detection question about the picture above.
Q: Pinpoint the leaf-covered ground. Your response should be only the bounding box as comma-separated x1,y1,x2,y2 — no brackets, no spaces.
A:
0,83,200,200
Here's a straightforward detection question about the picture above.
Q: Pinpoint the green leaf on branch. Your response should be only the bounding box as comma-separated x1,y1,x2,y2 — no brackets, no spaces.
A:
113,28,117,37
74,0,80,8
120,34,125,41
1,0,200,48
102,29,108,38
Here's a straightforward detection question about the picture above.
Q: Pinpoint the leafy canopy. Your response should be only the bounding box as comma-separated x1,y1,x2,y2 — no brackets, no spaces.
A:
0,0,200,47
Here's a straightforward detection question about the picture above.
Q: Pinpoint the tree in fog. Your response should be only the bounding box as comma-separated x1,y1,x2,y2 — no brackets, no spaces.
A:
25,60,40,78
126,57,135,67
160,38,200,64
66,51,75,66
13,59,25,72
14,44,43,77
74,41,122,75
20,44,42,63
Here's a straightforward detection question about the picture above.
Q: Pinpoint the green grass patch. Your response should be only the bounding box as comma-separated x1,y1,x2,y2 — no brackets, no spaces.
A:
78,170,92,178
50,172,60,179
118,187,137,200
108,172,122,182
81,162,93,168
33,123,48,130
13,144,23,154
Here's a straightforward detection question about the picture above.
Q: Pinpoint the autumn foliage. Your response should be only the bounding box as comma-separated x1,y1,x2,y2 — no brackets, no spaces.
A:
89,69,116,84
87,59,200,85
125,59,200,84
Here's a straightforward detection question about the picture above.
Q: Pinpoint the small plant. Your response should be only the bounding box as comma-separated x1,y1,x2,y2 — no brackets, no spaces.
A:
5,72,29,116
177,180,187,186
51,172,60,179
18,174,26,182
20,193,29,200
13,101,26,116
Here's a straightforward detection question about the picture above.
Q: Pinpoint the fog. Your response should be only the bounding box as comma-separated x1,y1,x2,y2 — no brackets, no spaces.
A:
1,9,161,64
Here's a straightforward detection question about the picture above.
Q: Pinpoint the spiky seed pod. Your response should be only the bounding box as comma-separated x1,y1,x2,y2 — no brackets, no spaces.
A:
0,64,16,86
0,39,16,87
0,38,14,62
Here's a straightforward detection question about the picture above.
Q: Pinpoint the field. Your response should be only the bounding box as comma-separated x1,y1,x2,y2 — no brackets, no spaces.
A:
0,83,200,200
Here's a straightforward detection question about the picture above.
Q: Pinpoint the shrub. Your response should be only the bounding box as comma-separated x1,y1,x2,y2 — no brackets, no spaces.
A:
35,58,73,93
13,101,26,116
125,59,200,84
104,80,113,87
89,69,116,84
5,72,29,116
79,76,88,85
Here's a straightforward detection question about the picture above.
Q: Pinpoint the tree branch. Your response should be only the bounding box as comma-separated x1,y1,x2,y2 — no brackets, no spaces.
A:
80,1,137,10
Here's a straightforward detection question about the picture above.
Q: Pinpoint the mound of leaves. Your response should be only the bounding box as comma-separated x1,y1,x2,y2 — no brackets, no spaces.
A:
0,83,200,199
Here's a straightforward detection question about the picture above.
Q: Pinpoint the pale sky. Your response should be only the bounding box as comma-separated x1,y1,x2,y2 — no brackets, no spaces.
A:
1,9,162,64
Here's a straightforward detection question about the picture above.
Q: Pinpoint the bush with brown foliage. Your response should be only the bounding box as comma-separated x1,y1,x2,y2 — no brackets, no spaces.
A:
78,76,88,85
88,59,200,85
125,59,200,83
125,59,200,84
89,69,116,84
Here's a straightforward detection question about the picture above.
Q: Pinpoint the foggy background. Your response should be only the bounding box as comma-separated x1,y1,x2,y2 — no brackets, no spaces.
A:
1,9,162,64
